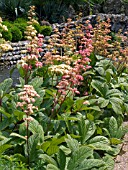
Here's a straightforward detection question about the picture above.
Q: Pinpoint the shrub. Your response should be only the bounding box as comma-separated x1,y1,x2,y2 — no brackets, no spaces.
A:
10,26,23,42
14,17,28,23
2,21,13,29
32,23,41,33
14,22,27,39
40,25,52,36
2,29,12,41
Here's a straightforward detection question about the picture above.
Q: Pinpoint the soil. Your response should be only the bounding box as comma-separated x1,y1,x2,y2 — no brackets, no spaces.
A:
114,122,128,170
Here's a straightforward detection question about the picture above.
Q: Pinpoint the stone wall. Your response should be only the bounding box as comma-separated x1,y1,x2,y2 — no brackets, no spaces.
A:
53,13,128,33
0,13,128,66
0,41,29,67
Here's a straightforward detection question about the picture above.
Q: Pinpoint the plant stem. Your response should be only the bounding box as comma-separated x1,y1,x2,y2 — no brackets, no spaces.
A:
26,116,30,168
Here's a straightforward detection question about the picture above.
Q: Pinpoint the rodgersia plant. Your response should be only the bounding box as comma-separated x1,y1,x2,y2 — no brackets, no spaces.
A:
16,85,40,167
0,6,128,169
92,17,128,72
17,6,44,84
47,18,93,117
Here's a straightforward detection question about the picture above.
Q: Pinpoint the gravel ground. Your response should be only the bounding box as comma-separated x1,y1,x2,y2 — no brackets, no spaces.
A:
114,122,128,170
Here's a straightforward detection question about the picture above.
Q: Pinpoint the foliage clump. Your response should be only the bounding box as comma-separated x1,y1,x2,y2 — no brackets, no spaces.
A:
0,17,12,56
10,26,23,42
0,6,128,170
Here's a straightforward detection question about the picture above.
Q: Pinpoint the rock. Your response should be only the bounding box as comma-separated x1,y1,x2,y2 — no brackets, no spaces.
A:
40,20,51,26
103,0,127,15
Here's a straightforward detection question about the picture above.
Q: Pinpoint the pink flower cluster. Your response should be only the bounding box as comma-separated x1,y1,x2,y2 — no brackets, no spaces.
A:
19,34,44,72
17,85,40,115
56,21,93,96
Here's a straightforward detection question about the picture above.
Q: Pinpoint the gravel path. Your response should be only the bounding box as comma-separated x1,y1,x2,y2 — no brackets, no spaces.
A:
114,122,128,170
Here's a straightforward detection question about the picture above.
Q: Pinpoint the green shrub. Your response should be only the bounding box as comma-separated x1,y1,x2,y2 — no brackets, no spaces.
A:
2,20,13,29
2,29,12,41
40,25,52,36
10,26,23,42
14,17,28,23
32,23,41,33
14,22,27,39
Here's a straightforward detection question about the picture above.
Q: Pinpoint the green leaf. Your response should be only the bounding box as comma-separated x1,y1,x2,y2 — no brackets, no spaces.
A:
107,145,122,156
110,138,122,145
95,55,104,60
39,154,58,166
109,116,118,138
95,67,105,76
59,145,71,155
57,149,66,170
24,133,39,161
0,118,11,130
0,138,11,146
29,117,44,144
78,118,96,144
14,110,25,120
67,146,93,170
0,144,12,154
65,135,79,152
98,97,109,108
42,137,65,156
124,103,128,113
29,77,43,89
103,155,114,170
106,89,123,98
34,89,45,106
88,136,111,151
0,107,11,118
10,133,26,140
47,164,59,170
0,78,13,96
110,97,123,115
91,80,108,97
78,159,106,170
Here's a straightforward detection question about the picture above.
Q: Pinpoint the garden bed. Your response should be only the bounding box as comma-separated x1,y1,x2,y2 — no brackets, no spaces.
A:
0,6,128,170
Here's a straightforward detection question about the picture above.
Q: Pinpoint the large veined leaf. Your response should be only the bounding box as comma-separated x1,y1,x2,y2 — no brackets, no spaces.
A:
39,154,58,166
24,133,39,162
0,118,12,130
115,125,128,139
109,116,118,138
29,117,44,144
77,159,106,170
103,155,114,170
109,97,123,115
29,77,43,89
0,78,13,97
65,135,79,152
42,136,65,156
78,117,96,144
73,98,85,111
110,138,122,145
88,136,112,151
106,89,123,98
59,145,71,155
57,149,66,170
98,97,109,108
0,107,11,118
67,146,93,170
34,89,45,107
0,144,12,154
95,67,105,76
10,133,27,140
14,110,25,121
91,80,108,97
124,103,128,113
46,164,59,170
